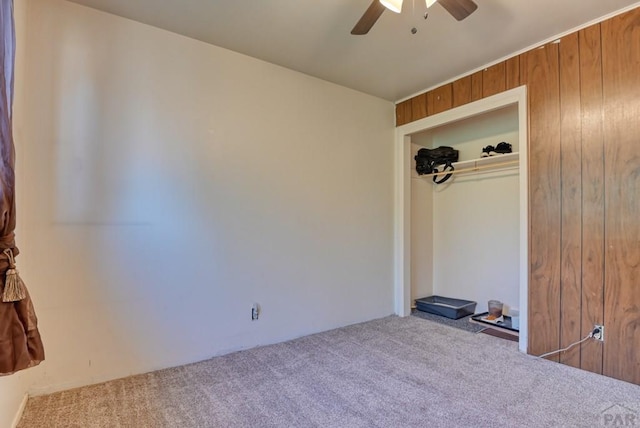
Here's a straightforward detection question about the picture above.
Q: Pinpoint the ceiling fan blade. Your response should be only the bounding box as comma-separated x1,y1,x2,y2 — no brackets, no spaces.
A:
351,0,386,35
438,0,478,21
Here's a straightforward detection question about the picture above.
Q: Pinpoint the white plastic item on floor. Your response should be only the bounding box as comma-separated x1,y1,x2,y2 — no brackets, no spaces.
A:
510,309,520,329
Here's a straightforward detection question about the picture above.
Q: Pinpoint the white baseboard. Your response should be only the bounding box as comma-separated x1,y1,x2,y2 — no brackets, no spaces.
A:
11,393,28,428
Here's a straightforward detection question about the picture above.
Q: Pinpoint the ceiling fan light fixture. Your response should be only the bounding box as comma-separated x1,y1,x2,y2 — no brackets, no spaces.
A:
379,0,403,13
425,0,437,8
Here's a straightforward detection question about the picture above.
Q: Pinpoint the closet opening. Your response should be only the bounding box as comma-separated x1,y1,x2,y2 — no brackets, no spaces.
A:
393,87,528,352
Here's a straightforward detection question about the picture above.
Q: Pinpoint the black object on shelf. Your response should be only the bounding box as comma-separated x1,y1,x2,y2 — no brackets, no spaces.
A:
471,312,519,332
415,295,477,320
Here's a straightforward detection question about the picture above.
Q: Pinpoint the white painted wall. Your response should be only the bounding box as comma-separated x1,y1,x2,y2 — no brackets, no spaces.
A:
13,0,394,396
0,373,28,428
410,143,433,301
410,107,520,313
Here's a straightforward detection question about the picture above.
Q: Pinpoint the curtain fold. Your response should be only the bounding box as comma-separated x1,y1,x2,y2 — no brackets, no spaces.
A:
0,0,44,376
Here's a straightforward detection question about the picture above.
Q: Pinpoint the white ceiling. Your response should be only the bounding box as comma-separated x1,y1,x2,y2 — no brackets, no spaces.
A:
65,0,640,101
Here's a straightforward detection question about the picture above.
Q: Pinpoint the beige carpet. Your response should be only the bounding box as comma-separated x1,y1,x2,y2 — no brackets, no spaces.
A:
18,316,640,427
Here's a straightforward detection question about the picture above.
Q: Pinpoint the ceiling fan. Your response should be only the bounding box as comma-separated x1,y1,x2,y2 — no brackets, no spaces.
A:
351,0,478,35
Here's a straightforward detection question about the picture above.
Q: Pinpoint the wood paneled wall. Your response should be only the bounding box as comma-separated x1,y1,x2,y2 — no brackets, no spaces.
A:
395,56,521,126
601,9,640,384
396,7,640,385
521,41,563,363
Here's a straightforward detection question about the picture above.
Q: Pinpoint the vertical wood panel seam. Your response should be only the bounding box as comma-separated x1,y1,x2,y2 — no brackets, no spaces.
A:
597,24,606,376
578,24,605,374
558,40,565,363
556,46,563,357
578,28,587,372
572,77,585,366
595,23,606,375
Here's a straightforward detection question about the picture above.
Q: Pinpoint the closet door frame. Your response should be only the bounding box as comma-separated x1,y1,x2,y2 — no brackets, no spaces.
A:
393,86,529,353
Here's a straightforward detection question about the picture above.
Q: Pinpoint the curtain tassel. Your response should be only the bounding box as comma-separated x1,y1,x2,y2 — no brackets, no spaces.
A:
2,249,26,302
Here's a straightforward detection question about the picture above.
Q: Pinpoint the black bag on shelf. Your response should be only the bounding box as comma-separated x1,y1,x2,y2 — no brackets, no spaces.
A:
414,146,459,184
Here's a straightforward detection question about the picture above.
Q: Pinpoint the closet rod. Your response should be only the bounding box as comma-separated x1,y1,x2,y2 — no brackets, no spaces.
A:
424,160,519,178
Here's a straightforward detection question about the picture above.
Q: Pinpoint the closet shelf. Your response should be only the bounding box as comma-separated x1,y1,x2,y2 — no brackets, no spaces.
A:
422,152,519,179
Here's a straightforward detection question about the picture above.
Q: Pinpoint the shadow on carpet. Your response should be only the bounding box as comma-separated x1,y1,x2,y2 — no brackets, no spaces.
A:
411,308,485,333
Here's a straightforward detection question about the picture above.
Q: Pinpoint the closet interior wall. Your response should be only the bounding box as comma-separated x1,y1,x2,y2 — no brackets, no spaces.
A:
411,108,520,314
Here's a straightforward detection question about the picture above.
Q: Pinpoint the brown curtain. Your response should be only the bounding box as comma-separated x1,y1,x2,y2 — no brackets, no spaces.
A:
0,0,44,376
